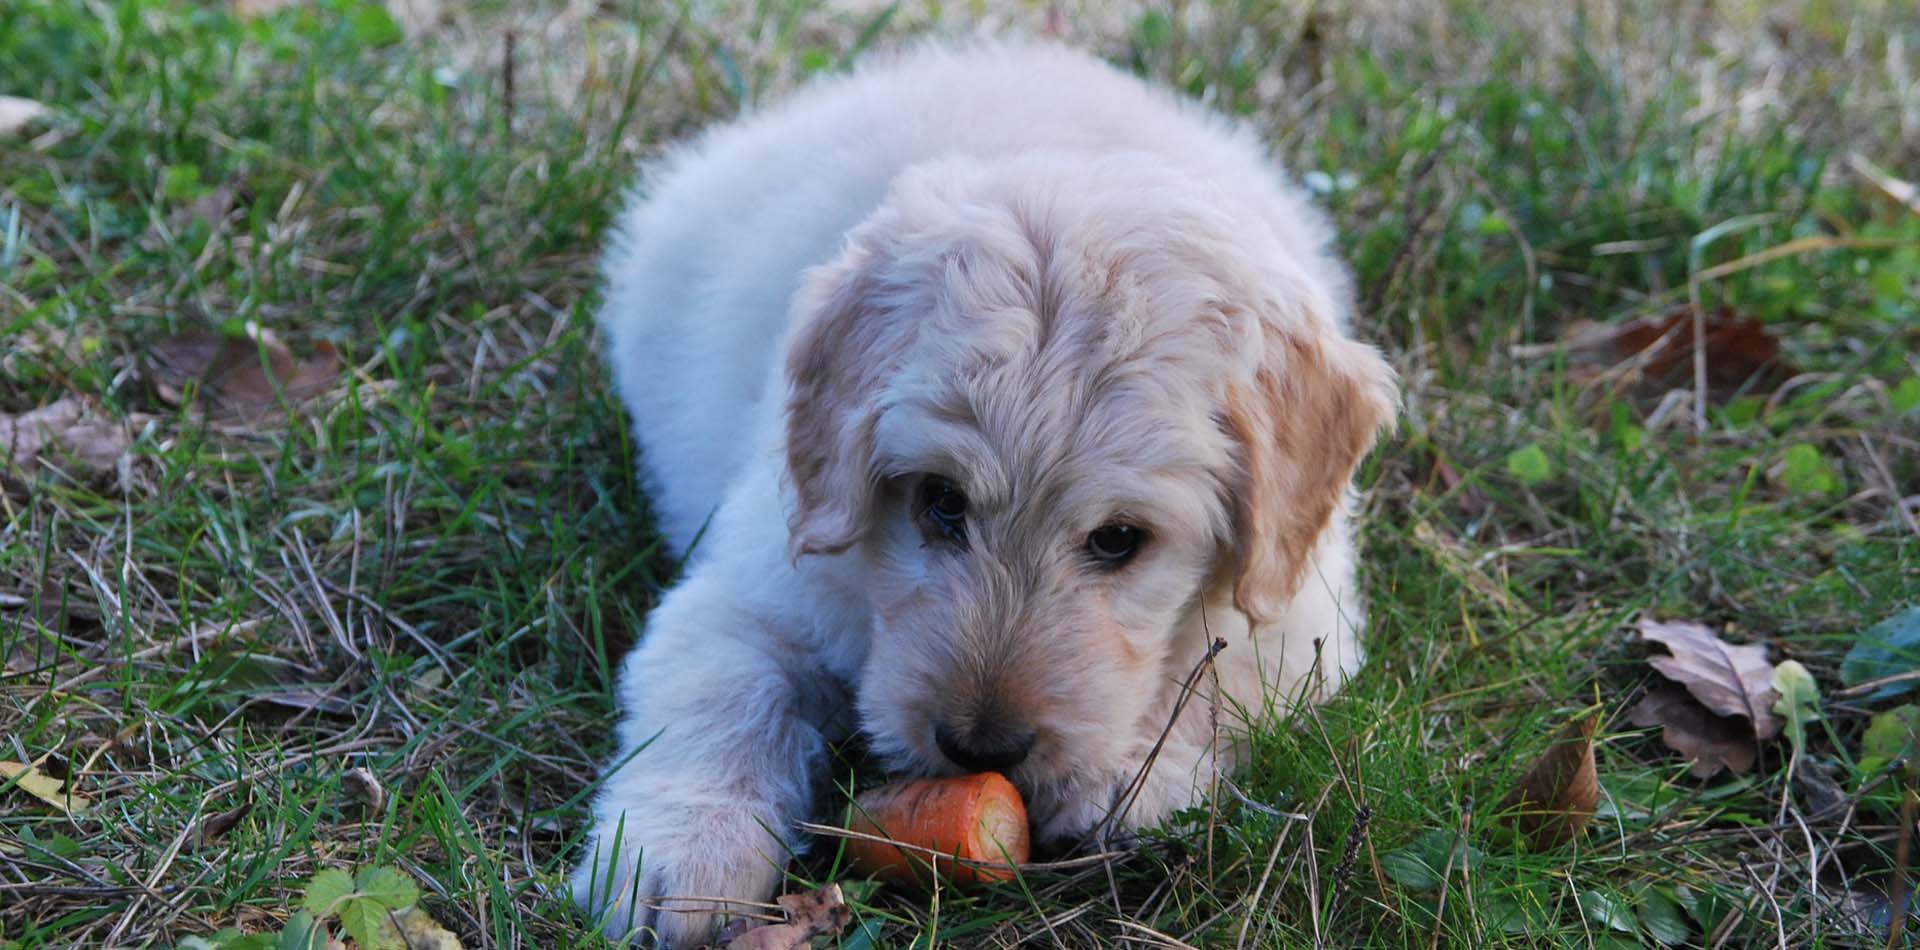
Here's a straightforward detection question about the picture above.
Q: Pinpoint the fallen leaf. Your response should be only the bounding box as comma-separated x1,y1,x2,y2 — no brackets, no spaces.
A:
0,95,50,137
1791,757,1848,822
1522,306,1791,402
376,906,463,950
1499,712,1599,847
1633,882,1692,947
1862,705,1920,781
0,760,90,813
1378,828,1483,891
1638,618,1781,739
1841,607,1920,702
1425,453,1489,517
1628,684,1758,778
342,766,387,814
149,327,340,425
193,794,255,847
0,397,143,477
724,883,851,950
1577,887,1638,933
1770,660,1820,755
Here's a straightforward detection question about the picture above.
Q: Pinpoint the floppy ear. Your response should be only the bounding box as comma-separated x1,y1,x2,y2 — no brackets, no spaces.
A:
1223,324,1397,624
781,243,911,560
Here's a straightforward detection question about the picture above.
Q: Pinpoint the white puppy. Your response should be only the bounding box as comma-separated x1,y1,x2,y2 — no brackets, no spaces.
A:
574,41,1396,946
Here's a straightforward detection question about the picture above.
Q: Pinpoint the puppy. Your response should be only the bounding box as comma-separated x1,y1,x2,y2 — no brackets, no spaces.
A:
573,41,1396,946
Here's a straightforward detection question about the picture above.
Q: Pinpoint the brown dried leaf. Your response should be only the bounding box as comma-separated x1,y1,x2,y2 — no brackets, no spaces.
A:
1535,306,1790,402
0,398,142,476
193,794,255,847
1426,452,1490,517
1628,684,1758,778
1638,617,1781,740
150,328,340,424
343,766,387,814
1499,712,1599,847
724,883,850,950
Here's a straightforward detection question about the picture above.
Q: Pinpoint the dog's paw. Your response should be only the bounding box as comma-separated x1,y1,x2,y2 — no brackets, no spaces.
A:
1032,759,1209,852
570,805,788,948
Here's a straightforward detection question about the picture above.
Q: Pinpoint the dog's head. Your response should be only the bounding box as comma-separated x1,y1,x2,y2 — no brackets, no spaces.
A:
781,153,1395,833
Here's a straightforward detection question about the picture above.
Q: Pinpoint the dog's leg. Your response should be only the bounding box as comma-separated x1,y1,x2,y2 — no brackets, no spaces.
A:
570,566,839,947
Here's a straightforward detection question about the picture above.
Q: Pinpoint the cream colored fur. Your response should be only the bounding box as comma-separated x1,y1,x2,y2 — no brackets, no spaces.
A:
574,40,1397,947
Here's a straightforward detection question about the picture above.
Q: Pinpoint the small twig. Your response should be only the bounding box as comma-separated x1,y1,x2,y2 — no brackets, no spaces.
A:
1303,811,1322,947
1858,433,1920,539
1737,853,1788,950
1234,795,1310,950
1835,668,1920,699
1220,777,1312,822
1089,638,1228,843
1109,918,1202,950
1426,797,1472,950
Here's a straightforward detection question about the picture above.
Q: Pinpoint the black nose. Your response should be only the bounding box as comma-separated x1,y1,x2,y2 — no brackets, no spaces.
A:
934,720,1036,773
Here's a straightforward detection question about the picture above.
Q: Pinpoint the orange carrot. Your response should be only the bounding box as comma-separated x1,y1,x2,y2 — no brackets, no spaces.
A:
843,772,1030,887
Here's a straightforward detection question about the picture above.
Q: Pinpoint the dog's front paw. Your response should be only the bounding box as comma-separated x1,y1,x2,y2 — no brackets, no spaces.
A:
571,802,789,947
1033,756,1211,852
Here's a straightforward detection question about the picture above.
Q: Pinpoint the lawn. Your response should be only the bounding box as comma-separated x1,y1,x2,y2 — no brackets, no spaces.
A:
2,0,1917,947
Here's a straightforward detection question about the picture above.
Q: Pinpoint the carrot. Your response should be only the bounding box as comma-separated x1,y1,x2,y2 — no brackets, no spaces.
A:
843,772,1031,887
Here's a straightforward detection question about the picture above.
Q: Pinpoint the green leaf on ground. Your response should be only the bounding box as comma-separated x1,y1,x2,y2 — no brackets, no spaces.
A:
1506,443,1553,485
1842,607,1920,701
1779,443,1839,495
1862,705,1920,780
1891,376,1920,413
301,869,354,916
1634,882,1692,946
1380,828,1482,891
1579,888,1638,932
354,866,419,911
1771,660,1821,754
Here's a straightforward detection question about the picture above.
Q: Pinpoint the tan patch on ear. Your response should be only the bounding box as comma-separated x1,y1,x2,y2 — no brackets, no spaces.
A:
1228,330,1397,623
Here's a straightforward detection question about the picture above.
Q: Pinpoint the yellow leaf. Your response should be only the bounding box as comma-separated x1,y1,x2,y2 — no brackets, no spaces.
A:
378,906,464,950
0,760,90,813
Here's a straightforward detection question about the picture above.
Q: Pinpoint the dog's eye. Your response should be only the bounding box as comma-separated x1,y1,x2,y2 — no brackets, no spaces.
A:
1086,523,1146,567
917,476,968,543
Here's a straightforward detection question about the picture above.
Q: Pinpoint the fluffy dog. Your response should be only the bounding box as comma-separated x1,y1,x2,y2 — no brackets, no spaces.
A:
573,41,1397,946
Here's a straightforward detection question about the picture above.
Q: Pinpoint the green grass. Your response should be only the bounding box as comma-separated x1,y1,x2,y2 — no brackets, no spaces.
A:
3,0,1918,947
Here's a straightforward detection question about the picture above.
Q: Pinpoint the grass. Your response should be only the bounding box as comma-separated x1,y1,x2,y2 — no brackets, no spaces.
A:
2,0,1917,946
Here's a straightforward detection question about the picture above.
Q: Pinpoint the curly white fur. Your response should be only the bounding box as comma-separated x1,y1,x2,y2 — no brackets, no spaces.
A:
574,40,1396,947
